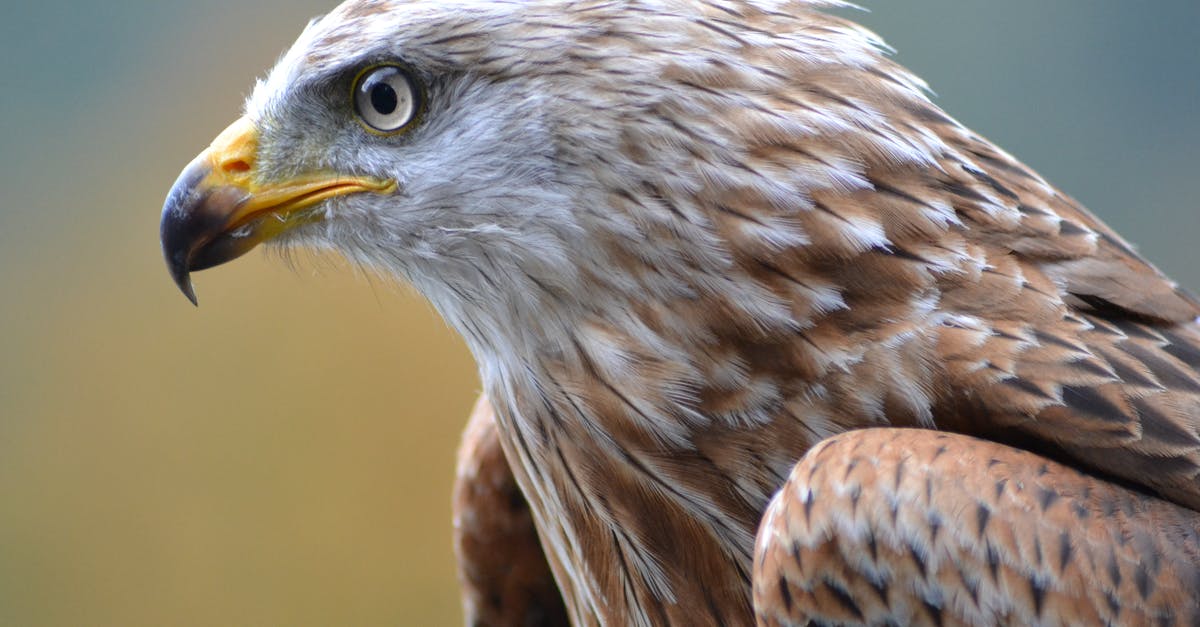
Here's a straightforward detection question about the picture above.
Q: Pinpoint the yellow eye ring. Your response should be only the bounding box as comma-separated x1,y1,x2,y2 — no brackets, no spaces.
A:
351,64,423,135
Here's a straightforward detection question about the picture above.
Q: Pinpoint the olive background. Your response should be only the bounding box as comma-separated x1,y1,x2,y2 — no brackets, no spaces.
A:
0,1,1195,625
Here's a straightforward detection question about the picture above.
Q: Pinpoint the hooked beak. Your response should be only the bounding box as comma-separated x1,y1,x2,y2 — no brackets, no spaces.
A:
159,116,395,304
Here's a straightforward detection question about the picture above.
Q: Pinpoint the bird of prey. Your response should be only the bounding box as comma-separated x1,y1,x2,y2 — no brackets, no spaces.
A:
159,1,1200,624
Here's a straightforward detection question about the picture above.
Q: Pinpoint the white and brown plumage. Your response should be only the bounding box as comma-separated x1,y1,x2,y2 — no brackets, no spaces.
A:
159,1,1200,624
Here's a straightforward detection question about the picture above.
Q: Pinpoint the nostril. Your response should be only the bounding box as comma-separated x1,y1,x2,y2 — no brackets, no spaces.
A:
222,159,251,174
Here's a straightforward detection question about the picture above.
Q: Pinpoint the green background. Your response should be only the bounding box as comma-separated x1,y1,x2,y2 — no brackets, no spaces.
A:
1,1,1195,624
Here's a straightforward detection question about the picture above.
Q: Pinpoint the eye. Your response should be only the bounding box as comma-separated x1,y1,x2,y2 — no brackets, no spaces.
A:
352,64,420,134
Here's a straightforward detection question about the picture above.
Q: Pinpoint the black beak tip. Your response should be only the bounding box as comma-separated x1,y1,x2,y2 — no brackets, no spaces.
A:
172,264,200,306
160,157,211,306
162,235,200,306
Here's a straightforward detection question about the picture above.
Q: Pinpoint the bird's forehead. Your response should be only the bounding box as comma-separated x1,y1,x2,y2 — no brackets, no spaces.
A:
247,0,558,117
245,0,867,121
277,0,567,77
295,0,854,63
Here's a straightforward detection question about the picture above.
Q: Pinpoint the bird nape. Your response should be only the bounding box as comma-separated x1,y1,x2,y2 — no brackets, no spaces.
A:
159,1,1200,625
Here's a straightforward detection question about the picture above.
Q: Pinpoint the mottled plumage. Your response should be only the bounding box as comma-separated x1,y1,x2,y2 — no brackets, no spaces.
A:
160,1,1200,625
454,396,569,626
756,429,1200,626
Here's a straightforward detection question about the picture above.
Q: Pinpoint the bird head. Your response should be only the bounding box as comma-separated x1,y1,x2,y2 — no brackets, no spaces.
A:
161,0,933,359
163,2,599,303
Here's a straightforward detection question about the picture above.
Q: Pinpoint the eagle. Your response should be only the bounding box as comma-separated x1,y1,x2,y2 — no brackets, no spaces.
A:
160,1,1200,624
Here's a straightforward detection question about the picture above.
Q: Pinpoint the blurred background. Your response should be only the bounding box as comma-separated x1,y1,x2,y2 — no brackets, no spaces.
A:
0,1,1195,624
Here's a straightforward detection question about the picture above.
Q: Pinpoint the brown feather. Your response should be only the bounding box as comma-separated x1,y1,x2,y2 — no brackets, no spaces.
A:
755,429,1200,626
453,396,568,627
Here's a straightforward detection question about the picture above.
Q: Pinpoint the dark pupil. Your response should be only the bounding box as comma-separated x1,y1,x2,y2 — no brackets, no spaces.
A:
370,82,399,115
